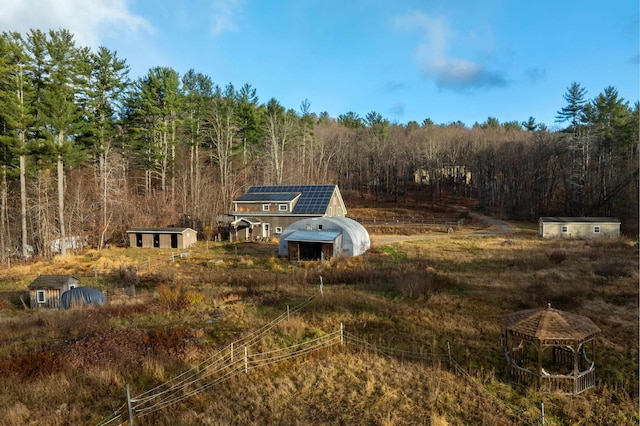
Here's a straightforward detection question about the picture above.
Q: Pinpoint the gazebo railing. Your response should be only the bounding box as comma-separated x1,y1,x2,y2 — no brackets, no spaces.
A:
506,362,596,395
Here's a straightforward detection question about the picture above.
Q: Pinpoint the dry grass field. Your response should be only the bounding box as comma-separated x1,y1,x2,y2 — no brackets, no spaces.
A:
0,204,637,425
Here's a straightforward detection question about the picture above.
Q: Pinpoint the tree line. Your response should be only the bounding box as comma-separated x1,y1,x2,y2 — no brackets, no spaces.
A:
0,29,637,258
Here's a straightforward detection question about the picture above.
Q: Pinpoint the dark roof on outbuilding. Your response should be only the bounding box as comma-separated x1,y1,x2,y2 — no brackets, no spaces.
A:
28,274,80,289
126,227,196,234
539,217,620,224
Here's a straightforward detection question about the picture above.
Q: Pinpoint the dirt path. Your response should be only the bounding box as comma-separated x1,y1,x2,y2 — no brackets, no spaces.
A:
370,212,514,245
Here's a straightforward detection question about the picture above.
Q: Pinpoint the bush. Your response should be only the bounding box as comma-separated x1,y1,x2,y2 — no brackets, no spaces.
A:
593,259,634,278
158,284,204,311
547,250,567,265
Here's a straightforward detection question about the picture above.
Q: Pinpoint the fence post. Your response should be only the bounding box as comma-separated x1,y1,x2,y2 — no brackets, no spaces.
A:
244,346,248,374
447,341,452,368
340,323,344,345
287,305,290,320
126,383,134,425
541,401,545,426
320,276,323,296
230,342,234,363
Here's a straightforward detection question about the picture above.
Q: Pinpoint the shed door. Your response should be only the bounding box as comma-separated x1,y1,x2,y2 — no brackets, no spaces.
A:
153,234,160,248
171,234,178,248
299,242,323,260
136,233,143,247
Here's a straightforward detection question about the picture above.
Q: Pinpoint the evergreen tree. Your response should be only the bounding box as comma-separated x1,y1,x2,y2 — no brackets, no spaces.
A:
84,46,129,249
556,82,588,134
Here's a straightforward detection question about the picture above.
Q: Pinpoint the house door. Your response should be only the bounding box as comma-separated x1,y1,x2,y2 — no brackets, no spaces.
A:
263,223,270,239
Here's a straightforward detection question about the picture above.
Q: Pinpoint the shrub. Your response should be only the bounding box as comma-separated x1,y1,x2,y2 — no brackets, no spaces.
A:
158,284,204,312
593,259,634,278
546,250,567,265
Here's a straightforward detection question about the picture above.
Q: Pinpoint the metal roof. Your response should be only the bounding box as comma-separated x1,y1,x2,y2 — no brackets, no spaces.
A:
245,185,337,214
284,230,342,243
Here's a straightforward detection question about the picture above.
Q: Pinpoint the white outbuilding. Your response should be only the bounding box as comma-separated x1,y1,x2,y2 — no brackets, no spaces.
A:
538,217,621,239
278,217,370,260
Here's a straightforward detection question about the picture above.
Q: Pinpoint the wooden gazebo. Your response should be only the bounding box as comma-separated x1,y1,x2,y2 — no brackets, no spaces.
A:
501,304,600,395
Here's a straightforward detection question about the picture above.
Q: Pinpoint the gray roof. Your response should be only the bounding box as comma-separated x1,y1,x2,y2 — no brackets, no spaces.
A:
235,192,301,202
539,217,620,224
284,230,342,243
126,227,196,234
28,274,80,289
243,185,337,214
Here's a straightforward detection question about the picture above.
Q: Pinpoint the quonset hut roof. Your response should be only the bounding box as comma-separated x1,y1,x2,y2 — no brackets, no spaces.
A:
278,217,370,257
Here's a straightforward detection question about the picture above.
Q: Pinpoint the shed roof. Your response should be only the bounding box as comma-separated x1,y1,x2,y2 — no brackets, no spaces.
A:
502,305,600,342
28,274,80,289
284,230,342,243
126,227,196,234
539,217,620,224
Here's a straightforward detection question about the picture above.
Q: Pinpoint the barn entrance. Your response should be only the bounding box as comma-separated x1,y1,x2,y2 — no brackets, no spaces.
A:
284,230,342,261
299,242,323,260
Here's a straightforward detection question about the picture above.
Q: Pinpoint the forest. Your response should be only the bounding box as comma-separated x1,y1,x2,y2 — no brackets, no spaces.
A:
0,29,638,259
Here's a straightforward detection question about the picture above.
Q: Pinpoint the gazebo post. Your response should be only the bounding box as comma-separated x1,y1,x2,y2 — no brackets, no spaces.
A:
537,339,543,389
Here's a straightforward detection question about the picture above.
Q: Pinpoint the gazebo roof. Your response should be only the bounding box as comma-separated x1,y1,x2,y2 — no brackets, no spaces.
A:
502,305,600,342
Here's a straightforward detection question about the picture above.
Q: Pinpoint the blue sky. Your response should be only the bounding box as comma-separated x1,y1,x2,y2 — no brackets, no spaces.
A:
3,0,638,128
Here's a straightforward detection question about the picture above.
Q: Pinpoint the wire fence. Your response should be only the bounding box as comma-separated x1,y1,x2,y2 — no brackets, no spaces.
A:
96,287,539,426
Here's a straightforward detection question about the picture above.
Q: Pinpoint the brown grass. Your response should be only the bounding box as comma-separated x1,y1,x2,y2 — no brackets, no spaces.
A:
0,226,637,425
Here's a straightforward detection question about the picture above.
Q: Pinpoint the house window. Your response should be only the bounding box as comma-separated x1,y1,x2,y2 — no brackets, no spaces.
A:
561,226,568,233
278,204,287,212
69,284,76,290
275,227,283,234
594,226,600,233
262,204,270,211
36,290,46,303
318,225,323,230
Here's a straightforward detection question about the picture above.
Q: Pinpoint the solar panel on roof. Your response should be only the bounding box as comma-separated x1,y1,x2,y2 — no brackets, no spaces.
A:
245,185,336,214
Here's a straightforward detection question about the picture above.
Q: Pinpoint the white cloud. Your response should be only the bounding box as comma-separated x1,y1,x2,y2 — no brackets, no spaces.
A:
0,0,153,48
395,10,506,91
210,0,242,35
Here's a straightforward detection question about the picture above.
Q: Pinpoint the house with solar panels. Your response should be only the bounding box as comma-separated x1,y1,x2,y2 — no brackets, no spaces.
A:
230,185,347,241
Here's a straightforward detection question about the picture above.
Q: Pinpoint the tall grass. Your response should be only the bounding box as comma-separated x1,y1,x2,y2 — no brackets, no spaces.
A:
0,235,636,424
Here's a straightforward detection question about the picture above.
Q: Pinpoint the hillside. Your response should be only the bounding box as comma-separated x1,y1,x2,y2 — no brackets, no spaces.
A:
0,203,637,425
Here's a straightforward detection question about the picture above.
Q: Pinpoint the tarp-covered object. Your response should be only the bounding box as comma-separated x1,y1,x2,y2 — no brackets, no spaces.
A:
61,287,106,309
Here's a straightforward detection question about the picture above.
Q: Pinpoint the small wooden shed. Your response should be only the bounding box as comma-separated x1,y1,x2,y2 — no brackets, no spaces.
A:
126,227,197,249
538,217,620,239
28,274,80,309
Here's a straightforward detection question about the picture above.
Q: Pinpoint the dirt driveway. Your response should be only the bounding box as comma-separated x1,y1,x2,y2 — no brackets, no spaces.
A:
370,212,514,245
